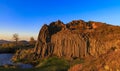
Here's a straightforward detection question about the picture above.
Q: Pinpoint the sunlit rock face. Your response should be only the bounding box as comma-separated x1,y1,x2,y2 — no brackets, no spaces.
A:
34,20,120,59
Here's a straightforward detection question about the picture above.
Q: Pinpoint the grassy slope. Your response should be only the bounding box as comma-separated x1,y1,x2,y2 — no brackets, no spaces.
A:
0,57,70,71
0,68,36,71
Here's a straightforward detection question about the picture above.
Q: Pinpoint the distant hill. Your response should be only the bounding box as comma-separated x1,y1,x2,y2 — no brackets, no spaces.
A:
0,40,29,45
19,40,29,45
0,40,10,44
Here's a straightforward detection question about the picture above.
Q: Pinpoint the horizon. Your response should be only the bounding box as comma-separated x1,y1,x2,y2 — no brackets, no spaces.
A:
0,0,120,40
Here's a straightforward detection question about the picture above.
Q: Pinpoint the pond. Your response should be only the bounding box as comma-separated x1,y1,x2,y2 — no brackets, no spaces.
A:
0,54,33,68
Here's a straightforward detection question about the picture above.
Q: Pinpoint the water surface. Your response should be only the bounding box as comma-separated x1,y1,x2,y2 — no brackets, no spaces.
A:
0,54,33,68
0,54,13,66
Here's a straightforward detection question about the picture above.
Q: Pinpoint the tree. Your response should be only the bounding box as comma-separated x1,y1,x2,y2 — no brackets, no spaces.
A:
29,37,36,45
13,33,19,45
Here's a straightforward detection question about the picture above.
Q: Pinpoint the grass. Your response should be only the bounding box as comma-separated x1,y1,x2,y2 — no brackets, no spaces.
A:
0,56,71,71
36,56,70,71
0,66,69,71
0,68,45,71
0,44,35,53
0,48,15,53
0,67,68,71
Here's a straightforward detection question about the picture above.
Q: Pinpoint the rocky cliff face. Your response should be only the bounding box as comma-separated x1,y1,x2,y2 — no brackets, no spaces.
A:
12,20,120,70
68,49,120,71
33,20,120,59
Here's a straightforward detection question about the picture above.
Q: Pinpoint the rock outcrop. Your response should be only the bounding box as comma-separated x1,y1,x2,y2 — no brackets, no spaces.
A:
33,20,120,59
12,19,120,71
68,49,120,71
68,64,83,71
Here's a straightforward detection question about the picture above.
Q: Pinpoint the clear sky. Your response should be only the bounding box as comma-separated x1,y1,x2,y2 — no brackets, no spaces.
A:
0,0,120,40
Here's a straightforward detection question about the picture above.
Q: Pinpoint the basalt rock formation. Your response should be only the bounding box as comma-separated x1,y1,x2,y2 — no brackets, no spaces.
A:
33,20,120,59
68,49,120,71
12,20,120,70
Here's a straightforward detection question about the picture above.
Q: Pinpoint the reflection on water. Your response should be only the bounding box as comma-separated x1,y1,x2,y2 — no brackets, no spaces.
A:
0,54,33,68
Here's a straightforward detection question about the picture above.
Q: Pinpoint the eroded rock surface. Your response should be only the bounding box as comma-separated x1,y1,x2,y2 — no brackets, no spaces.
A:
34,20,120,59
12,20,120,62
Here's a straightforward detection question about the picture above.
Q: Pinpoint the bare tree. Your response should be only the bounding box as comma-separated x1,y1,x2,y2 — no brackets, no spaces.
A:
13,33,19,45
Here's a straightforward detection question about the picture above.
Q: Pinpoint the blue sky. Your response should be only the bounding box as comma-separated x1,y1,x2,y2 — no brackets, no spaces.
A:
0,0,120,40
